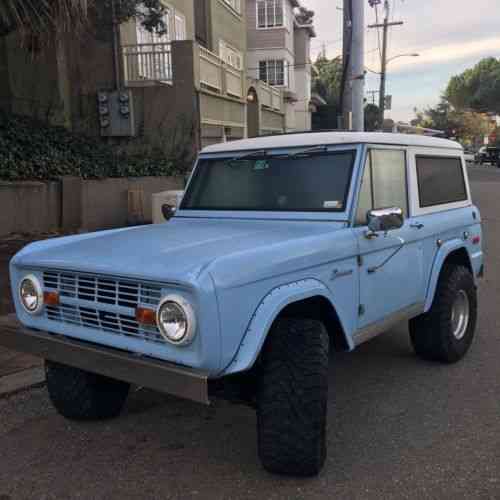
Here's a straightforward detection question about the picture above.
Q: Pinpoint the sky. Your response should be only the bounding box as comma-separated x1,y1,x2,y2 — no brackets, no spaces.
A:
305,0,500,122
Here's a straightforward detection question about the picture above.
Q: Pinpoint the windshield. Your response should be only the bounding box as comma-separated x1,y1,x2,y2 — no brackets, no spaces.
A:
181,150,355,212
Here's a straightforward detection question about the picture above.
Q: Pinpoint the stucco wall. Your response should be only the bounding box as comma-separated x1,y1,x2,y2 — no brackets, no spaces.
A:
0,182,61,236
210,0,247,55
81,176,184,231
0,177,184,237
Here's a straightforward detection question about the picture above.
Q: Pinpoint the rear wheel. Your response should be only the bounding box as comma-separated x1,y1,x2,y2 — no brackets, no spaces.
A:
256,317,329,477
409,265,477,363
45,361,130,420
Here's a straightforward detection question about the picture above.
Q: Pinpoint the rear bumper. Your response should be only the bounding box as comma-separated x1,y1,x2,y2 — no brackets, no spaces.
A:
0,315,209,405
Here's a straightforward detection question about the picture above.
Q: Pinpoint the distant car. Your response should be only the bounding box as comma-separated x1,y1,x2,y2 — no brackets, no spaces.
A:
476,146,500,166
463,150,476,164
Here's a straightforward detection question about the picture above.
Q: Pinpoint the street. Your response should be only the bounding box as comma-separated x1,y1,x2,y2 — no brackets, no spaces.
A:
0,167,499,500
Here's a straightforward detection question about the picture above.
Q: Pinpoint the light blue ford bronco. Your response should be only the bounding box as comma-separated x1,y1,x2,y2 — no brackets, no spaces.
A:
6,132,483,476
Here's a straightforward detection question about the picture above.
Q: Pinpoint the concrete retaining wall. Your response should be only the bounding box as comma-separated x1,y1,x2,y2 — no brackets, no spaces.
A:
0,176,184,237
0,181,61,235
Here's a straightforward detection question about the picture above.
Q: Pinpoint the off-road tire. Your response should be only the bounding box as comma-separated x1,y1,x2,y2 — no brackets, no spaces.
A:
409,265,477,363
256,318,329,477
45,361,130,420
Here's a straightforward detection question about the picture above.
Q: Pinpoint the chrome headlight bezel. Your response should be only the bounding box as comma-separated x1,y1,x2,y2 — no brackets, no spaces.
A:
156,294,197,346
19,274,44,315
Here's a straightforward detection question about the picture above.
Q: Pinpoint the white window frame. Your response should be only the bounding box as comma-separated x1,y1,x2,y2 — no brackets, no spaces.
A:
219,40,243,70
259,59,288,86
407,147,472,216
256,0,285,29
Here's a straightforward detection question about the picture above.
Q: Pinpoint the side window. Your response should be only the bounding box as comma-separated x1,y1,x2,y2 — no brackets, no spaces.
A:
371,149,408,215
355,149,408,226
416,156,467,207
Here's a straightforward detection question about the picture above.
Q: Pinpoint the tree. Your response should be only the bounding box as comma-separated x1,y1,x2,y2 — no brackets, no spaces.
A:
312,55,342,107
445,58,500,114
0,0,167,42
412,99,492,147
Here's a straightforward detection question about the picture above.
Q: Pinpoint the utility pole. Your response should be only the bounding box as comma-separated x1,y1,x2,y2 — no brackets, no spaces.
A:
350,0,365,131
368,0,403,129
341,0,352,130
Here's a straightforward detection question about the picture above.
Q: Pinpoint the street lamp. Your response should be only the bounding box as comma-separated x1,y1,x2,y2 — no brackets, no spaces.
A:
379,53,419,129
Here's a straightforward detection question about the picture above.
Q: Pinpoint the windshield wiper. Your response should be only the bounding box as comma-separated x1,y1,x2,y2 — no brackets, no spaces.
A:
229,150,268,161
285,145,329,159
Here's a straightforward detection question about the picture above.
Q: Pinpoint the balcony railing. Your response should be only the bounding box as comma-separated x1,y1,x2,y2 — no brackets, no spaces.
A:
122,43,172,85
258,80,282,112
199,46,243,99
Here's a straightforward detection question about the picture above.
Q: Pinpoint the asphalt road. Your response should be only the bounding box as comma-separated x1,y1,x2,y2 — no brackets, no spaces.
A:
1,166,499,500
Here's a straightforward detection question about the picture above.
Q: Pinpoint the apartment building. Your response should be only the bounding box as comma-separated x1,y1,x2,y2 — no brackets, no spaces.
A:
245,0,317,132
1,0,286,156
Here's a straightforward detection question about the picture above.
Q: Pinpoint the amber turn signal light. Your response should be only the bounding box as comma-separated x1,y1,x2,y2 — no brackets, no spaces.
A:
136,307,157,326
43,291,60,306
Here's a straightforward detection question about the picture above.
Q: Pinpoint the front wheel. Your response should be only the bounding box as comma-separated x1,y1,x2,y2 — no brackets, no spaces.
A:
256,318,329,477
45,361,130,420
409,265,477,363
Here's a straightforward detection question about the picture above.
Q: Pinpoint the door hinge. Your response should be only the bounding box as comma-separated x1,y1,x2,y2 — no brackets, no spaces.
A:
357,255,363,266
358,304,365,316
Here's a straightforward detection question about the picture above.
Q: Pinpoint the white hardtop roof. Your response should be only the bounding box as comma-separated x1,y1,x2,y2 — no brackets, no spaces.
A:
201,132,462,154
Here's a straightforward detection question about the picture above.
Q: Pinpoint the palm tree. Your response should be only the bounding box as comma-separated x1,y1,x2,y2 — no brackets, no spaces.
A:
0,0,91,38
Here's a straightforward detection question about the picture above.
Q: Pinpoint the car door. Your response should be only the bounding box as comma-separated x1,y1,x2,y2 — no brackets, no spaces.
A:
353,147,425,331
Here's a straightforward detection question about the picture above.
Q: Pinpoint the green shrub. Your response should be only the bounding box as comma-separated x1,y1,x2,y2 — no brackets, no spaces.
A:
0,112,183,181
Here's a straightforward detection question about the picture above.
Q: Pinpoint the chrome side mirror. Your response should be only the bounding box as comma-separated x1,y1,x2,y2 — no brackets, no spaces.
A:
161,204,176,221
365,207,404,238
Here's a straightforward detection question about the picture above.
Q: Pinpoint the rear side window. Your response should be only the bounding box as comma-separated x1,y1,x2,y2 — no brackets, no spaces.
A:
416,156,467,207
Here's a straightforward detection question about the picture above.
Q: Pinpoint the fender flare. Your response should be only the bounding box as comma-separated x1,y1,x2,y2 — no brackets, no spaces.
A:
220,278,351,376
424,239,473,312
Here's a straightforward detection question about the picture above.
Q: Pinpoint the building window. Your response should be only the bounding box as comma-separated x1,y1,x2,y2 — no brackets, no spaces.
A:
257,0,284,28
219,40,243,70
259,60,287,86
223,0,241,14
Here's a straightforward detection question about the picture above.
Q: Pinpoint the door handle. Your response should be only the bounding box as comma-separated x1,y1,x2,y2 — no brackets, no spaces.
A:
410,222,424,230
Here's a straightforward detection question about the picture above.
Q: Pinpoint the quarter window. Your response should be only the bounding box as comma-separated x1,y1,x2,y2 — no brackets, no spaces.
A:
257,0,284,28
355,149,408,226
416,156,467,207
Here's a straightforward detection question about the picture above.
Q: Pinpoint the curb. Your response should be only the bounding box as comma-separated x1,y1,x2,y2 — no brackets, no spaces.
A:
0,367,45,398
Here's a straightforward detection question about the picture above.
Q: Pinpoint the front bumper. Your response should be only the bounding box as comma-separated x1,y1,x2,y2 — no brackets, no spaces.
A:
0,315,210,405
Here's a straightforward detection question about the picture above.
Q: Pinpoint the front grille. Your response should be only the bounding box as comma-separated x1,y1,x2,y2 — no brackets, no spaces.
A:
43,271,162,308
45,303,164,344
42,270,165,344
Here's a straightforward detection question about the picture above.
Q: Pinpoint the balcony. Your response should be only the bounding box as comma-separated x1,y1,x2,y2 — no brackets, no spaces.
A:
198,46,243,99
122,43,172,86
258,80,283,112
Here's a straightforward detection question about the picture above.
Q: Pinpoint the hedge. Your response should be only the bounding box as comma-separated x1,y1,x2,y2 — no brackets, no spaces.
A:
0,112,182,181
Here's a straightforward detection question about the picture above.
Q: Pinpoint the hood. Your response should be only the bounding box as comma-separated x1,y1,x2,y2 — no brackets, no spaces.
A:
13,218,347,285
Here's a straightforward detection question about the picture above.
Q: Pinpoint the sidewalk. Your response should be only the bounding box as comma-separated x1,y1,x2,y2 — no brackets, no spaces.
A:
0,235,45,396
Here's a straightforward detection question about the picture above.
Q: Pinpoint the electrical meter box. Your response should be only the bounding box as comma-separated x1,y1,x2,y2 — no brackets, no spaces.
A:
97,90,136,137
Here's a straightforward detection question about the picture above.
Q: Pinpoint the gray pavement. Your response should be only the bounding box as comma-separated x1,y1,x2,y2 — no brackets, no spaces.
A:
1,166,499,499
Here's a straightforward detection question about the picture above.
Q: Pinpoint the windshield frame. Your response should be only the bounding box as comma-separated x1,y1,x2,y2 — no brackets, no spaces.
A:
175,144,362,221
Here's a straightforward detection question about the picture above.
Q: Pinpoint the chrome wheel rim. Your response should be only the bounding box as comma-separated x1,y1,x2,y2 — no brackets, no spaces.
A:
451,290,470,340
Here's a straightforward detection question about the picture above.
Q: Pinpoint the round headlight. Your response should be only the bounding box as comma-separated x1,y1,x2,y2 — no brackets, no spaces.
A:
156,295,196,346
19,274,43,315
